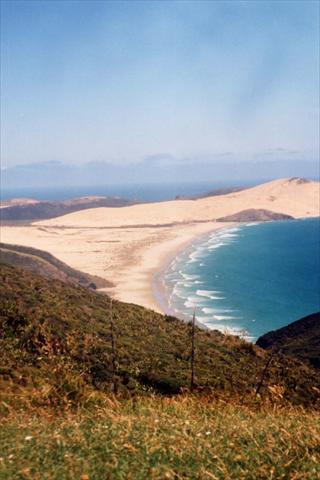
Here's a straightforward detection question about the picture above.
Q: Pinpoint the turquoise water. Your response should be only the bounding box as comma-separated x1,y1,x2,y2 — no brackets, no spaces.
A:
162,218,320,341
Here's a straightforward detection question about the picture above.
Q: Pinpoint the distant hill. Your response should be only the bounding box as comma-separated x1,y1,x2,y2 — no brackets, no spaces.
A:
217,208,294,222
33,178,320,230
0,195,139,222
256,312,320,369
1,263,319,407
175,186,246,200
0,243,112,289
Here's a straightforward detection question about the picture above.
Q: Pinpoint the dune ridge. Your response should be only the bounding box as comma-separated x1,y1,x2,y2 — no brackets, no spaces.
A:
34,177,319,227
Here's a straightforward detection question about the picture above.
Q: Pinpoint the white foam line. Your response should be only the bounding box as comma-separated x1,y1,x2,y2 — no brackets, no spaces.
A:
202,307,234,314
213,315,240,321
179,272,200,280
208,243,225,250
219,233,238,239
196,289,222,297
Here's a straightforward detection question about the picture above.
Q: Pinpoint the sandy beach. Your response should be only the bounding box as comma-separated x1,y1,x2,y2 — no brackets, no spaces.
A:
1,178,319,312
1,220,225,312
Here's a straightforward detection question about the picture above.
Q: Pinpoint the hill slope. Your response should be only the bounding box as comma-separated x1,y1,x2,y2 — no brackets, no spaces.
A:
1,264,320,479
1,263,319,407
0,195,138,222
0,242,112,289
217,208,293,222
256,312,320,369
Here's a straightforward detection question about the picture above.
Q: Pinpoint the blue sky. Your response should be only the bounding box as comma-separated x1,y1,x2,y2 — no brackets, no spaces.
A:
1,0,319,168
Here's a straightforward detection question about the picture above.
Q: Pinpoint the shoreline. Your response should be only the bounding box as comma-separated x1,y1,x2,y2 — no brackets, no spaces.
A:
1,178,319,318
1,220,229,314
157,217,320,341
104,222,231,313
1,217,318,320
152,223,244,331
153,222,252,335
151,224,236,319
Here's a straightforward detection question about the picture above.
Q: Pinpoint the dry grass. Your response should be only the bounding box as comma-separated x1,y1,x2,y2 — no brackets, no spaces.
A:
1,264,320,479
1,396,319,480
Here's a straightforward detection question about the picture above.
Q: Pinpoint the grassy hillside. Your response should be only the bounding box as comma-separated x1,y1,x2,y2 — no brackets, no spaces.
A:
0,243,112,289
1,263,319,408
1,264,320,479
256,312,320,369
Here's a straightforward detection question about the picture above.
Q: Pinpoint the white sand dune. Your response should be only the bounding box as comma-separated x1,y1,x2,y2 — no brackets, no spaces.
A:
34,177,319,228
1,178,319,312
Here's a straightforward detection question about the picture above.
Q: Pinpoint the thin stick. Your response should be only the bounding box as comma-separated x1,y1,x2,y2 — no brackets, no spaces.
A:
110,298,118,394
255,349,276,397
190,308,196,392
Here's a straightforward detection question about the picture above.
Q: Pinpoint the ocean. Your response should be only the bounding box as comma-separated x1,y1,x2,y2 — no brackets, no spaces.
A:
1,181,252,202
161,218,320,341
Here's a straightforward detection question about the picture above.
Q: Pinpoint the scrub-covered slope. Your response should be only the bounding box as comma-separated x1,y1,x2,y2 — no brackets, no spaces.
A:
256,312,320,370
1,263,319,407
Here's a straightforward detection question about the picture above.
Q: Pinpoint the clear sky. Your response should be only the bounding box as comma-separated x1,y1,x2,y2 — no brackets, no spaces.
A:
1,0,319,168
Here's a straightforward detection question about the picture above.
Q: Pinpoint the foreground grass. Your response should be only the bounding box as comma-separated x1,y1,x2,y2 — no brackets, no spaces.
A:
1,264,320,479
1,396,319,480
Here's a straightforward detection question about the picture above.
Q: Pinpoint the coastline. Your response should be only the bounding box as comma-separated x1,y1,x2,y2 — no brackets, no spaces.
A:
104,222,231,313
153,223,245,332
154,217,320,313
1,178,319,317
158,217,320,340
152,223,236,318
0,220,229,313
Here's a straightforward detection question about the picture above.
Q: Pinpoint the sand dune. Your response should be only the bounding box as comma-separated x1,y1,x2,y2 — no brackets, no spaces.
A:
1,178,319,312
35,178,319,228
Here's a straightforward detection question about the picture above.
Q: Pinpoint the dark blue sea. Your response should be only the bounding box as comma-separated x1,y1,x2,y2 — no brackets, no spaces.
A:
161,218,320,341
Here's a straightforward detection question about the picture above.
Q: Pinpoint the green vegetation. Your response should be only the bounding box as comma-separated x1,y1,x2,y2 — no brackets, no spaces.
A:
1,263,319,407
1,263,319,479
1,397,319,480
256,312,320,370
